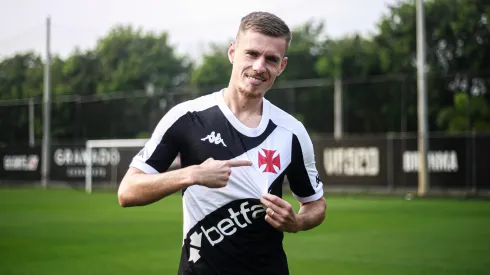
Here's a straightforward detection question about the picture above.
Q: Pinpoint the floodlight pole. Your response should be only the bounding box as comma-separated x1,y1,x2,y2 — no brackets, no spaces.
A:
416,0,429,196
41,16,51,188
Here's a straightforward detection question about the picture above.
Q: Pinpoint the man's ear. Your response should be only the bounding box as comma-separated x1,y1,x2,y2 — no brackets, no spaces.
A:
228,42,236,64
278,56,288,75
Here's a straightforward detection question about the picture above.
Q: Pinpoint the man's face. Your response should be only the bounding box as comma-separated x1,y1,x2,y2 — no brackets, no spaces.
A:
228,30,288,99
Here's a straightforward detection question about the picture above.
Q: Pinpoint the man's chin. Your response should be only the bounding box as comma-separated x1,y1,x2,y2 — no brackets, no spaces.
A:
238,85,265,99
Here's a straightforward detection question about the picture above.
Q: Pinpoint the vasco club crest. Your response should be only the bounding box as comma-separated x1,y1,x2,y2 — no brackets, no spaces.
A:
258,149,281,174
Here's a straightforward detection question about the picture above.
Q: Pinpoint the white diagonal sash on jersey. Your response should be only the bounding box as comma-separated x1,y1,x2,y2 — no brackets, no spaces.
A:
182,126,293,237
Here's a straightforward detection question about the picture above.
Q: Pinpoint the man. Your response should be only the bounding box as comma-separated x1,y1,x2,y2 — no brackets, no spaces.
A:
118,11,327,275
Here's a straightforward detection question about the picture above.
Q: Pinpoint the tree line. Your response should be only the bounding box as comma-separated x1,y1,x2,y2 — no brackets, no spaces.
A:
0,0,489,146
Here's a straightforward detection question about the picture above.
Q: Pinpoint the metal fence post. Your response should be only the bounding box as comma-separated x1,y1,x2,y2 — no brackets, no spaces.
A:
334,77,343,140
386,132,395,192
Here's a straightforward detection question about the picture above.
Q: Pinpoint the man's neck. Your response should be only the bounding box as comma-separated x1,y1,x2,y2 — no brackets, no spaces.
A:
223,87,263,128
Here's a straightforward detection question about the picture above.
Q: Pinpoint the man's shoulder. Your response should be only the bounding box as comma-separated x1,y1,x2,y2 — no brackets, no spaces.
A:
154,92,219,131
267,100,309,137
171,92,218,114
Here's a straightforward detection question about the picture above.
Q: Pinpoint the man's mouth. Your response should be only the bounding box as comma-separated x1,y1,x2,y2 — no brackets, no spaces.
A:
245,74,266,83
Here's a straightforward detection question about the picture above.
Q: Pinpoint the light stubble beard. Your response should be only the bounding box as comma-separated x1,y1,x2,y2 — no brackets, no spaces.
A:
238,86,264,100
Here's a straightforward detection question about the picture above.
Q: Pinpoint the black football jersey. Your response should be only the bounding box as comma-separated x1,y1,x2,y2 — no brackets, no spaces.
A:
130,90,324,275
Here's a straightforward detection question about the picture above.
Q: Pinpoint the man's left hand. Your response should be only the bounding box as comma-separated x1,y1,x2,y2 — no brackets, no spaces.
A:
260,193,302,233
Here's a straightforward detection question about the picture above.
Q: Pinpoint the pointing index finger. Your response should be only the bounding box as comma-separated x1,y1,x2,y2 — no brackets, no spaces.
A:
226,159,253,167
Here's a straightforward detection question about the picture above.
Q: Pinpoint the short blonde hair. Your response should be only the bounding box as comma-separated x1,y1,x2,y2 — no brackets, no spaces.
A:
237,11,292,51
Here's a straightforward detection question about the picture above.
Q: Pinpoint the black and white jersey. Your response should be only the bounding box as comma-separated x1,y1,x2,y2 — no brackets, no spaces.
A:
130,90,324,275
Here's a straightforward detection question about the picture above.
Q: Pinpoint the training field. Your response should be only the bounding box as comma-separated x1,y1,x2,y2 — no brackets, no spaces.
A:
0,188,489,275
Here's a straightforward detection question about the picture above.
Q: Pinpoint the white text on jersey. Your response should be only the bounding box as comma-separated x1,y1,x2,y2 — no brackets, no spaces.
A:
189,201,265,263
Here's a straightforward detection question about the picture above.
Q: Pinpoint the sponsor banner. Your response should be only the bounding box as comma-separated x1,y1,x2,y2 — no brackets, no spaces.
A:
313,135,490,190
1,135,487,191
50,145,180,183
475,135,490,190
50,145,126,182
0,146,41,181
313,138,387,187
393,136,468,189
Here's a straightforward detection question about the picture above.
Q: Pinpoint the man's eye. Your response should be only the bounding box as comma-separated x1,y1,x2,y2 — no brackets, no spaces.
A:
267,57,278,63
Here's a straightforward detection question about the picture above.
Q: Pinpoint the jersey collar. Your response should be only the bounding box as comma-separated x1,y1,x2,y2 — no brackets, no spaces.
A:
215,89,271,137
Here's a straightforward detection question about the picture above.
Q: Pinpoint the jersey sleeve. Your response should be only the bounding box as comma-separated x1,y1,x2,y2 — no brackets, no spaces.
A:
285,122,324,203
129,104,187,174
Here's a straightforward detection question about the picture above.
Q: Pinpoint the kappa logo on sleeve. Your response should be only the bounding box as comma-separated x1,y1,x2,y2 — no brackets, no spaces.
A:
315,174,322,187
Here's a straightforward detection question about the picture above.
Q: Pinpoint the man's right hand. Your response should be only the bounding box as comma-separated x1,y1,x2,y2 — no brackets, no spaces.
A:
193,157,252,188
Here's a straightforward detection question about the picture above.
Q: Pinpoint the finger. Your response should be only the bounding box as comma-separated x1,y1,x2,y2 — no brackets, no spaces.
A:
212,180,228,188
217,182,228,188
265,208,284,223
260,197,287,217
226,159,253,167
262,193,293,211
224,167,231,175
202,157,214,164
265,213,282,230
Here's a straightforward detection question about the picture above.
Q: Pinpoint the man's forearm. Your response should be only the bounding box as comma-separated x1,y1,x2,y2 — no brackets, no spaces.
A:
296,197,327,231
118,166,197,207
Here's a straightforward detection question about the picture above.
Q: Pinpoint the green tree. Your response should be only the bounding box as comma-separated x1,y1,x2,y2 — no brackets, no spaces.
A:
315,32,399,134
0,52,44,145
269,20,330,131
190,42,232,93
437,91,490,133
279,20,325,81
81,25,194,140
49,49,98,142
310,0,490,135
2,0,490,145
95,25,192,93
373,0,490,134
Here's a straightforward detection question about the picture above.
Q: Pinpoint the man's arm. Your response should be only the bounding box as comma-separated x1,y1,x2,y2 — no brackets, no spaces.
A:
118,158,253,207
118,166,195,207
296,196,327,231
118,102,192,207
260,193,326,233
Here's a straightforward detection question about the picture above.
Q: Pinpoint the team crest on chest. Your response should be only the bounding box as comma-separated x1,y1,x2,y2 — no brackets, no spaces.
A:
258,148,281,174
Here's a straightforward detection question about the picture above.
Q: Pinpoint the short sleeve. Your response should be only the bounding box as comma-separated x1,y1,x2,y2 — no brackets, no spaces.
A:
285,122,324,203
129,104,187,174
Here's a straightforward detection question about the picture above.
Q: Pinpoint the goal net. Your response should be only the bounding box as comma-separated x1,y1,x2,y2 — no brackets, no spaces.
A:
84,138,180,193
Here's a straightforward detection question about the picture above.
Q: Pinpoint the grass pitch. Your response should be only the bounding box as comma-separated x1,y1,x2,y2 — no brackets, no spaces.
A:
0,187,489,275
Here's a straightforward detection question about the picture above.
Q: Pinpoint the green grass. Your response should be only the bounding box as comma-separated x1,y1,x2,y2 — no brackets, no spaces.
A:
1,187,489,275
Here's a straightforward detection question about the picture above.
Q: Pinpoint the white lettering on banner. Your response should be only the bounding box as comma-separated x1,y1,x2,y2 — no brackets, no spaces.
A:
188,202,265,263
53,148,120,167
323,147,380,176
66,167,107,178
3,155,39,171
403,150,459,173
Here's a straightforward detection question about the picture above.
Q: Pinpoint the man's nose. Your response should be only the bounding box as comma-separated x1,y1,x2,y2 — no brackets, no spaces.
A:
252,58,266,73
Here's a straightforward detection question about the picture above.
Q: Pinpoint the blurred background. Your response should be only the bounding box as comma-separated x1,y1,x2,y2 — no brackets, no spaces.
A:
1,1,489,274
1,0,489,195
